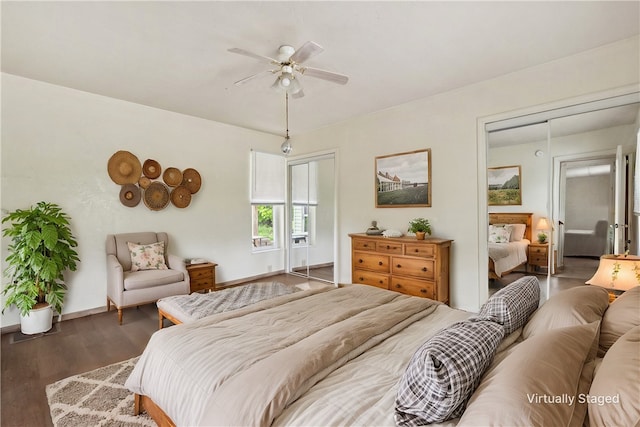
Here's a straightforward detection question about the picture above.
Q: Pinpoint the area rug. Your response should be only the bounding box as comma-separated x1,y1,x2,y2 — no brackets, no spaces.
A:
46,357,154,427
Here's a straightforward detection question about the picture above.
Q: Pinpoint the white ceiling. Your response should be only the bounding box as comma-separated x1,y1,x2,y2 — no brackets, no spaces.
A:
2,1,639,136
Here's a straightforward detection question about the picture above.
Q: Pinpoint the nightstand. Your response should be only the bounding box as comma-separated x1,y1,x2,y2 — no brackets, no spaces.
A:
527,243,549,272
186,262,217,293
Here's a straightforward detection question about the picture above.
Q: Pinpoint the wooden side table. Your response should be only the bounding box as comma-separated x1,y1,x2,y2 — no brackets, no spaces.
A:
527,243,549,272
186,262,217,293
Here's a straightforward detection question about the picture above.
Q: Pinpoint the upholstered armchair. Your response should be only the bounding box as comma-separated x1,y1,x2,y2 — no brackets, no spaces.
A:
106,232,189,324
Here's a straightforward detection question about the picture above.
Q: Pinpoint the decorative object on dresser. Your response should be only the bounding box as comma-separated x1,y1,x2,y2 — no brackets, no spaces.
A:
186,261,217,293
375,149,431,208
488,165,522,206
349,233,451,303
407,217,431,240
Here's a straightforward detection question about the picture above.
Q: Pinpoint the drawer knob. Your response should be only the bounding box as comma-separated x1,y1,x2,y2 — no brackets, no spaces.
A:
396,264,402,268
387,245,391,249
358,259,363,263
359,277,364,281
420,289,427,294
378,261,383,266
422,267,428,272
414,249,419,253
379,280,384,284
395,284,401,289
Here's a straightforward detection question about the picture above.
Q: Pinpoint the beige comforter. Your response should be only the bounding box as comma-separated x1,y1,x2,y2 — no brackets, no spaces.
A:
126,285,450,426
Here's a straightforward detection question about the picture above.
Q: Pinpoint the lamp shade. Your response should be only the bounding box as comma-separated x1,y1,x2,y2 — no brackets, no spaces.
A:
536,217,550,231
586,254,640,291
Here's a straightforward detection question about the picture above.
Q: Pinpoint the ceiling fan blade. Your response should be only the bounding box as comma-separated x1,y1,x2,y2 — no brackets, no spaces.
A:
234,70,274,86
228,48,280,65
291,89,305,99
299,66,349,85
289,41,324,64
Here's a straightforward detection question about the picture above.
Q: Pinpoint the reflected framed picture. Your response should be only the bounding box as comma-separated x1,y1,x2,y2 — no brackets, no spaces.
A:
488,165,522,205
375,149,431,208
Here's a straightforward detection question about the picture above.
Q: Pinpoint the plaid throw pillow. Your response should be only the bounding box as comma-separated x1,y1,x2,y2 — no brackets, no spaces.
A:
395,319,505,425
127,241,168,272
476,275,540,334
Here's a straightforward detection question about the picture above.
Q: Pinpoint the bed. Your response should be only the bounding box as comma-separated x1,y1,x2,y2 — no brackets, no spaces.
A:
125,280,640,427
564,219,608,257
488,212,532,279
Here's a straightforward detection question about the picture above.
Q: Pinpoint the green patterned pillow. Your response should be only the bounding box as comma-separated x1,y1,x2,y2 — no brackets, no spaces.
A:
127,241,168,271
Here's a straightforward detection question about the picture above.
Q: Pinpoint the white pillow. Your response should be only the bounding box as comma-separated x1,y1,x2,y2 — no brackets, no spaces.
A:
488,225,511,243
508,223,526,241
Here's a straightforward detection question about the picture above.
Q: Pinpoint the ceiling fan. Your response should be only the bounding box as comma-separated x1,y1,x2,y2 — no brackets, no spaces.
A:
228,41,349,98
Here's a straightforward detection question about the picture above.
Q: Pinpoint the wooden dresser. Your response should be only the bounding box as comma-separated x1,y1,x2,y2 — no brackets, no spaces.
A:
349,233,452,304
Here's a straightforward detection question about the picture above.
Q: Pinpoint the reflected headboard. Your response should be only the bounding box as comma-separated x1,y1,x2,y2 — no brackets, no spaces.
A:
489,212,533,242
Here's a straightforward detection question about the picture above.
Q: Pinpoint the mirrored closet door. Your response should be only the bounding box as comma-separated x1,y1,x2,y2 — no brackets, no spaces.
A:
486,95,640,300
288,153,336,283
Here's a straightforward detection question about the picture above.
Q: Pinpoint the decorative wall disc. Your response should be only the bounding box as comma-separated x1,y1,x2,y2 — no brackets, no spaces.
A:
182,168,202,194
107,151,142,185
143,159,162,179
171,185,192,208
143,182,170,211
138,176,151,189
119,184,141,207
163,167,183,187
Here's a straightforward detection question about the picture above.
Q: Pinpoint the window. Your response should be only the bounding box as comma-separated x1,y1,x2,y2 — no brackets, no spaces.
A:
291,204,309,246
250,151,285,251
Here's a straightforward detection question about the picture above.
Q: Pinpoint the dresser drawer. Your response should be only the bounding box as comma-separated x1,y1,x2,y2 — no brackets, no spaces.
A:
353,269,389,289
376,241,403,255
353,252,390,272
391,257,435,280
405,243,435,258
352,238,376,252
189,268,213,280
390,277,435,299
530,246,548,256
191,278,214,292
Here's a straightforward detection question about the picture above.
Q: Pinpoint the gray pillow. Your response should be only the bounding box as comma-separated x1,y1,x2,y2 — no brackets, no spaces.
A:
395,319,505,425
476,275,540,334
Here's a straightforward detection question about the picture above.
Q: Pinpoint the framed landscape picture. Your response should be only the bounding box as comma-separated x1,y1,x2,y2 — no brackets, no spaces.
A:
488,165,522,205
375,149,431,208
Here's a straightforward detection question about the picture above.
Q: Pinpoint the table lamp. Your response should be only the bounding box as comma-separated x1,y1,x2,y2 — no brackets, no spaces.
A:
536,217,550,243
586,254,640,301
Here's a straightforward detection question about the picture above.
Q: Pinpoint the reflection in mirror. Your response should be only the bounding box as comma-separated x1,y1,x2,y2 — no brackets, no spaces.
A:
551,103,640,289
289,156,335,283
487,122,550,300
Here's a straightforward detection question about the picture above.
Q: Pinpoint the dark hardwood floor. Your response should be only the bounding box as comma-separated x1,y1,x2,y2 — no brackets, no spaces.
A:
1,268,589,427
0,273,321,427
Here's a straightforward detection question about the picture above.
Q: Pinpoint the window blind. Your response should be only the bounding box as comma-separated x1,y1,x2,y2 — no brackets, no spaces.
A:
250,150,285,204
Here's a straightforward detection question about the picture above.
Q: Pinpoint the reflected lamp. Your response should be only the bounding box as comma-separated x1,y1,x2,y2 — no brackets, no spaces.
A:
536,217,550,243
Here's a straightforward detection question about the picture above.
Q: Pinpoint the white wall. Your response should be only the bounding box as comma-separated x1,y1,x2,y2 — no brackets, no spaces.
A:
292,37,640,311
2,37,639,328
1,73,284,327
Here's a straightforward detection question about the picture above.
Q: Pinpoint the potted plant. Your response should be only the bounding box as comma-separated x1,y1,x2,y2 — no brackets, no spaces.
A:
408,218,431,240
2,202,79,334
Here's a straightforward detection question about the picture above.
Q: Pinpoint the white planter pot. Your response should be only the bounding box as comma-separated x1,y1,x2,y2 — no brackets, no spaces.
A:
20,304,53,335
